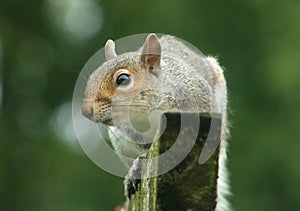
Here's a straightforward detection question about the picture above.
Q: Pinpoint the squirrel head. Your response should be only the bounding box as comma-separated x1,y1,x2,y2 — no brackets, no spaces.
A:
81,34,162,126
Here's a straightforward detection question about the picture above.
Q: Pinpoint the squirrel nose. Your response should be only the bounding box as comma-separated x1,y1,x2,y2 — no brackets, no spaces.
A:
81,103,94,120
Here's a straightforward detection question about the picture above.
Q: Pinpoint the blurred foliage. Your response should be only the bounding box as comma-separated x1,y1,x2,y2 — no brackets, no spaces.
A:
1,0,300,210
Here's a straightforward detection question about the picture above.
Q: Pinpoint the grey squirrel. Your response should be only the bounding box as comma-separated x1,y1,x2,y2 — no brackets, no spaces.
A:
81,34,230,211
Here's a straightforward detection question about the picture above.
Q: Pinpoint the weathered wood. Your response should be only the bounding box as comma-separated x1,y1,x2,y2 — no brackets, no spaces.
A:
125,113,221,211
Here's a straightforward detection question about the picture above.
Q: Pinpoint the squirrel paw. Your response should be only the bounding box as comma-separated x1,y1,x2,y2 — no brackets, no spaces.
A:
124,155,146,199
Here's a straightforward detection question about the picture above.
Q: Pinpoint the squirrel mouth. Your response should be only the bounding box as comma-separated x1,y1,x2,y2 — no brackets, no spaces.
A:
101,113,119,125
102,118,113,125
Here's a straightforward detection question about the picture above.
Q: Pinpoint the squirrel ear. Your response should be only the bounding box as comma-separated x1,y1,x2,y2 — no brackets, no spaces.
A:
105,39,117,60
141,33,161,70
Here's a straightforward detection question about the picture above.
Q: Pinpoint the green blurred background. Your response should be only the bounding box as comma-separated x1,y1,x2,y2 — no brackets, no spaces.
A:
1,0,300,210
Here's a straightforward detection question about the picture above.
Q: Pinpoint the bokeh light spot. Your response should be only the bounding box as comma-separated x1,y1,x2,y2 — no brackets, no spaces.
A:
46,0,103,42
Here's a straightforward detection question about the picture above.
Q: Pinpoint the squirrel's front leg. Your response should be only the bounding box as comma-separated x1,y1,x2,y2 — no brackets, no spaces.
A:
124,154,147,199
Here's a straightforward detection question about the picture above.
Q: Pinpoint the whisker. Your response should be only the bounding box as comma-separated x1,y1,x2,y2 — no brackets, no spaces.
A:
66,69,80,74
79,72,89,81
111,100,151,106
85,64,93,75
111,104,151,107
74,97,87,101
66,69,89,81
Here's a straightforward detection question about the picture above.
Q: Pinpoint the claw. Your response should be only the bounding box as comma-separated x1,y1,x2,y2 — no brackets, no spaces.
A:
124,155,146,198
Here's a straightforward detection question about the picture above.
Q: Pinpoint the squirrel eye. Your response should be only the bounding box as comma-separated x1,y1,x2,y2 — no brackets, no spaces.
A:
116,73,131,86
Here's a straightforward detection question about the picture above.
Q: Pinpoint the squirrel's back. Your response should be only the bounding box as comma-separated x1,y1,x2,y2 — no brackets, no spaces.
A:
152,35,226,115
158,35,216,87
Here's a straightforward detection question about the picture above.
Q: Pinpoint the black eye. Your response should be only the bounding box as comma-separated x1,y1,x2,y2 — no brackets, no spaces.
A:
116,73,131,86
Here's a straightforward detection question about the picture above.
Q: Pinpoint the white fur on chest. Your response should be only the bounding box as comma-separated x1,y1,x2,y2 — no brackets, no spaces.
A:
107,126,146,167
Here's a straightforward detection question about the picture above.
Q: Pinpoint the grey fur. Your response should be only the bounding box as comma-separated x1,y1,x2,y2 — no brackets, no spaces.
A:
82,34,230,210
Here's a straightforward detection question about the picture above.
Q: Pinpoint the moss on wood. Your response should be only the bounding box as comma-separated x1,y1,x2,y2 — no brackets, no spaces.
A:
125,113,221,211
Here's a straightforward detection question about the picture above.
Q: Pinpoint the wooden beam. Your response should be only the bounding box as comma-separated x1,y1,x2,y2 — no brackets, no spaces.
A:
124,113,221,211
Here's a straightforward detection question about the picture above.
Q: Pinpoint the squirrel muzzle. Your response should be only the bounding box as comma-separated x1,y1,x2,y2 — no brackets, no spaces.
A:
81,102,94,121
